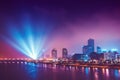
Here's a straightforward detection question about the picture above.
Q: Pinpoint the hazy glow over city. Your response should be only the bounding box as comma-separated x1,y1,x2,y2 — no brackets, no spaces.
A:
0,0,120,58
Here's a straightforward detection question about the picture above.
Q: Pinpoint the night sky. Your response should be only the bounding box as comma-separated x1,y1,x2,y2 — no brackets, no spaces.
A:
0,0,120,58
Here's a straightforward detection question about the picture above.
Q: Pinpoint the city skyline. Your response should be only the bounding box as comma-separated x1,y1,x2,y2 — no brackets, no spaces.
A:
0,37,119,58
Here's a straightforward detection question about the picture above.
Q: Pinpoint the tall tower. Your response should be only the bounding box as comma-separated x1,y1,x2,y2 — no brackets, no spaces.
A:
62,48,68,59
51,48,57,59
88,39,94,47
87,39,94,54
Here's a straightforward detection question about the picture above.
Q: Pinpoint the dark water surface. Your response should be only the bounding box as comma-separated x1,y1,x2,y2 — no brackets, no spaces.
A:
0,63,120,80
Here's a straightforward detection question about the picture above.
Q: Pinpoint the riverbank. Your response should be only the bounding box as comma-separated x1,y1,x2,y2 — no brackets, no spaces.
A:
0,60,120,69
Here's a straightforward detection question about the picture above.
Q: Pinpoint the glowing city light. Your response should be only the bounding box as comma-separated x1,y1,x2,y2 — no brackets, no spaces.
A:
102,48,118,53
111,48,118,52
3,20,48,60
102,49,107,52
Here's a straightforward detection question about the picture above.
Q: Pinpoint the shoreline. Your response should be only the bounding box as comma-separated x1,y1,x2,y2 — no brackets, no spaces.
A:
1,60,120,69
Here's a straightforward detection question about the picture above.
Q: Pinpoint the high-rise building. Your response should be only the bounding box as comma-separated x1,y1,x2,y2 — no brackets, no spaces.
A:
82,39,95,55
87,39,94,54
62,48,68,58
83,45,88,54
97,46,101,53
51,48,57,59
88,39,94,47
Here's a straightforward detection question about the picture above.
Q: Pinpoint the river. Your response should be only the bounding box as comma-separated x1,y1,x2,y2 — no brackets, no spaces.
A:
0,62,120,80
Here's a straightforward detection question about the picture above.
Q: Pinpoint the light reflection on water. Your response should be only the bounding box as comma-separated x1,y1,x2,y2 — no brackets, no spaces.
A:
94,68,99,80
0,63,120,80
106,68,109,77
114,69,120,78
24,63,38,80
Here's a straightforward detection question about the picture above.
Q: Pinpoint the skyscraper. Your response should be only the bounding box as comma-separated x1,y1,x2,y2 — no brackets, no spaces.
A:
88,39,94,47
83,46,88,54
51,48,57,59
97,46,101,53
62,48,68,59
82,39,95,55
87,39,94,54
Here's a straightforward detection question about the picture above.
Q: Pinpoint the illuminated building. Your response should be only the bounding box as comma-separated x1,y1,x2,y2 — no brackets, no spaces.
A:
82,39,95,55
83,45,88,54
88,39,94,54
51,48,57,59
88,39,94,47
104,52,110,60
72,53,89,61
116,54,120,62
62,48,68,59
104,51,117,61
102,49,107,53
111,48,118,52
97,46,101,53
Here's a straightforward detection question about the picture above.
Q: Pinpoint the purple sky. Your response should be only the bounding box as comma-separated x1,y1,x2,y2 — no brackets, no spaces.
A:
0,0,120,57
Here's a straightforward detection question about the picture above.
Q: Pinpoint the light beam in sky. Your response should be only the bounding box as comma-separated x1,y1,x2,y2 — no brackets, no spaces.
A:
3,20,48,59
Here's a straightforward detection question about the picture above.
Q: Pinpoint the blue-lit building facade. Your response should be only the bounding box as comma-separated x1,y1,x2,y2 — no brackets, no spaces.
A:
97,46,102,53
83,39,95,55
72,53,89,61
